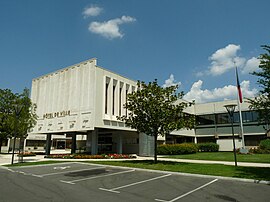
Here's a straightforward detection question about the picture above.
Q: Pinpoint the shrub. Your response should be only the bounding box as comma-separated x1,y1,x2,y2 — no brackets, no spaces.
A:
17,152,36,157
248,139,270,154
157,143,198,155
259,139,270,151
198,142,219,152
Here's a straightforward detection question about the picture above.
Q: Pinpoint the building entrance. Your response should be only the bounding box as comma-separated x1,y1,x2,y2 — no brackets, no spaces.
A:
98,133,112,154
52,139,66,149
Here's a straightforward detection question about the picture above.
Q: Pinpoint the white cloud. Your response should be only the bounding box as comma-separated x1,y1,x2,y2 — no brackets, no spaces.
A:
89,16,136,39
196,44,259,77
162,74,181,88
83,5,103,18
240,80,258,98
208,44,245,76
183,80,258,103
241,57,260,74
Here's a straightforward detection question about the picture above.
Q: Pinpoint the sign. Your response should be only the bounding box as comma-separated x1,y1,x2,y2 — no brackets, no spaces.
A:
43,110,71,119
53,166,71,170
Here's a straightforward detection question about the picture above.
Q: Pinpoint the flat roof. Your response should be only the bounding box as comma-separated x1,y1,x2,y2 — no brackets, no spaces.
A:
32,58,137,83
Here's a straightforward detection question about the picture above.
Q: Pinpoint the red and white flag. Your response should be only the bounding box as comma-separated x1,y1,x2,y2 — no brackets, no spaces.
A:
236,67,243,103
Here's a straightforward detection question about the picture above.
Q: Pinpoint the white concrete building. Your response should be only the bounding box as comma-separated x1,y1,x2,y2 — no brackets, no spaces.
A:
27,58,141,155
168,99,267,151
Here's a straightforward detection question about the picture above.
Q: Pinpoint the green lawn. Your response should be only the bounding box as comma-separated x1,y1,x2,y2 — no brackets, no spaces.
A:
90,160,270,181
161,152,270,163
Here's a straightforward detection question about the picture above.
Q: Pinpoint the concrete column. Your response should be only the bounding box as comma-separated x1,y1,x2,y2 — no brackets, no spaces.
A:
117,135,123,154
7,139,11,153
91,129,98,155
45,134,52,155
139,133,154,156
86,131,92,153
194,136,197,144
23,138,27,153
71,133,76,154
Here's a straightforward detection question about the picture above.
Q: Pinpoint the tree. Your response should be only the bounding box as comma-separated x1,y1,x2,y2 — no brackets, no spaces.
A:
15,88,37,154
118,80,195,163
0,89,16,153
0,88,37,154
16,88,37,139
248,45,270,132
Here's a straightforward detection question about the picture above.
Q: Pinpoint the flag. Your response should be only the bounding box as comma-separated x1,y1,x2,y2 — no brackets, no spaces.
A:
236,67,243,103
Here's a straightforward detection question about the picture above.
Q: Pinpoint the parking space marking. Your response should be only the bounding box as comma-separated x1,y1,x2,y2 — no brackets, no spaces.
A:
155,178,218,202
38,166,105,177
99,173,172,194
60,169,136,185
7,162,106,178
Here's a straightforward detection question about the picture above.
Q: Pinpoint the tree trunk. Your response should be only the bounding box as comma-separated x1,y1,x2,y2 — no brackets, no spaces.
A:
154,134,157,164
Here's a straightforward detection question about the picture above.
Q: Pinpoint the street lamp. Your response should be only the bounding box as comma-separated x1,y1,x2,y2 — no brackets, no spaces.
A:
11,104,23,165
224,104,237,167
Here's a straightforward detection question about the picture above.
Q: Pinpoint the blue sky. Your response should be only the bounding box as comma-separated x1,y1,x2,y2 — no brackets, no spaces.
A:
0,0,269,103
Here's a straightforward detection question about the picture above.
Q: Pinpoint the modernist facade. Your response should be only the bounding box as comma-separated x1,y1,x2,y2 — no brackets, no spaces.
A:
168,99,268,151
1,58,267,153
27,58,145,155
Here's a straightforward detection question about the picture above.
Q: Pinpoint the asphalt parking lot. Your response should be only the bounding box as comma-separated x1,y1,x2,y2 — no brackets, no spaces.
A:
1,162,270,202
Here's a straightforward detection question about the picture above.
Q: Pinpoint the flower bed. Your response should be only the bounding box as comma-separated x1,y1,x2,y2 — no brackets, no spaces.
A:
17,152,36,157
45,153,136,159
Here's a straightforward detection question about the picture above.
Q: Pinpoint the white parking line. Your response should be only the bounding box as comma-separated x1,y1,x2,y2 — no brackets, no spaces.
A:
60,169,135,184
39,166,105,177
8,164,105,178
99,174,172,194
155,178,218,202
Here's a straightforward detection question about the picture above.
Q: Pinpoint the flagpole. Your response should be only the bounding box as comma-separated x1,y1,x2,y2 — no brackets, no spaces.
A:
237,93,245,148
235,66,245,149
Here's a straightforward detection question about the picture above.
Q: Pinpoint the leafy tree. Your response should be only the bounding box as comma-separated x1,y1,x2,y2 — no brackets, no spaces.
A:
11,88,37,155
248,45,270,132
16,88,37,139
118,80,194,163
0,88,37,153
0,89,16,153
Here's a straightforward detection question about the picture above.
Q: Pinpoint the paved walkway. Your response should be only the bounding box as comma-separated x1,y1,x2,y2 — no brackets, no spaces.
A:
1,152,270,167
157,157,270,167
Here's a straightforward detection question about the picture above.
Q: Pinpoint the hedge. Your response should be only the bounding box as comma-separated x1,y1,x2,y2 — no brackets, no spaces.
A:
259,139,270,151
251,139,270,154
157,143,198,155
197,142,219,152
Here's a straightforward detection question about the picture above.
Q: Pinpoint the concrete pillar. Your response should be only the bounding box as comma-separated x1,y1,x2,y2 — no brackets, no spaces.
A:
7,139,11,153
117,135,123,154
23,138,27,153
45,134,52,155
139,133,154,156
194,136,197,144
86,131,92,153
71,133,76,154
91,129,98,155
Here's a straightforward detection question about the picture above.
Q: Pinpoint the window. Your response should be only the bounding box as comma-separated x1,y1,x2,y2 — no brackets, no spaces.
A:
233,112,240,123
243,111,253,122
216,113,230,124
252,111,259,122
119,87,122,116
197,114,215,125
126,84,130,116
26,140,46,147
112,85,116,115
105,83,109,114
